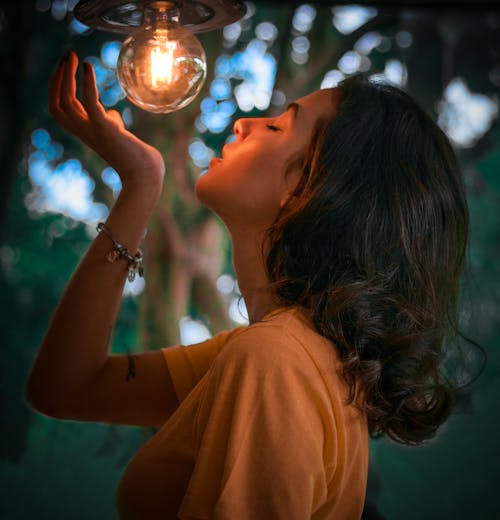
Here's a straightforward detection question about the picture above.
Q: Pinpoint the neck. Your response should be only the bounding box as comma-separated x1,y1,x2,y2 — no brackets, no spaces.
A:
229,227,280,324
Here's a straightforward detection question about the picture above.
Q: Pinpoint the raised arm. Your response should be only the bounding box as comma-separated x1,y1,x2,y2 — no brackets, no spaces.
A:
25,51,175,426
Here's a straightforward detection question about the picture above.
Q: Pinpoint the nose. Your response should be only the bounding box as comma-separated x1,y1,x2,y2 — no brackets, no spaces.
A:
233,118,251,139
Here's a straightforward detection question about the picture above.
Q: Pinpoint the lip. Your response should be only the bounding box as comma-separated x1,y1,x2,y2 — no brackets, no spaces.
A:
209,157,222,168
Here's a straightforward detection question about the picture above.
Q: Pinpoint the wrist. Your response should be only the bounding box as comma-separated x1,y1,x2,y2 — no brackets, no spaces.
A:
118,181,163,206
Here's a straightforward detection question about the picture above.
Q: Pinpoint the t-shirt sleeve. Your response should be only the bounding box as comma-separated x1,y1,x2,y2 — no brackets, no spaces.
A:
161,327,244,403
177,326,331,520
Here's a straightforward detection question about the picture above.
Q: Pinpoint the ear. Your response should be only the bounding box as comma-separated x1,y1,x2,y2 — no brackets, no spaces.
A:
279,192,293,208
280,164,302,208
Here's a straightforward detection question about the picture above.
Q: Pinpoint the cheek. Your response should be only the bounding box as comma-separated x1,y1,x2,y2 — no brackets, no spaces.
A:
194,152,287,227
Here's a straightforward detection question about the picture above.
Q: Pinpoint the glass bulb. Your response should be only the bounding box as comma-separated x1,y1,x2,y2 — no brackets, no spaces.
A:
116,1,207,114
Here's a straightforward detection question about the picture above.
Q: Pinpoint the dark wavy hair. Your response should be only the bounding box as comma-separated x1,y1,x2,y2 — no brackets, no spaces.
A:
264,73,486,446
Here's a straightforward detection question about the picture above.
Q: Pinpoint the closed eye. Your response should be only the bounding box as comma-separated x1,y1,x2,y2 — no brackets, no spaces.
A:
266,124,281,131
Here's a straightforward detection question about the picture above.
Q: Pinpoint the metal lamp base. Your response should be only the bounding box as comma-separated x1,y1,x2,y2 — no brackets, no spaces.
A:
74,0,246,34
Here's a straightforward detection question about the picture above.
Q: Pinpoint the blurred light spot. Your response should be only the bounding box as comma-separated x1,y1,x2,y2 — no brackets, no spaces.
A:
51,0,68,21
123,275,145,297
332,5,377,35
223,21,242,41
243,1,256,19
101,41,121,69
44,142,64,161
254,90,272,110
200,112,230,134
216,273,235,294
354,31,382,54
27,134,110,225
229,296,249,325
256,22,278,42
271,89,286,106
376,36,391,53
219,99,237,116
198,35,277,135
437,77,499,148
292,35,310,54
179,317,212,345
320,69,345,89
247,38,267,56
85,56,107,86
195,117,207,133
210,77,231,100
104,69,118,87
30,160,108,223
234,83,255,112
101,166,122,195
122,107,133,127
215,54,232,77
48,219,66,239
31,128,51,149
225,133,236,144
359,55,372,72
70,18,90,34
396,30,413,48
201,96,217,113
338,50,362,74
290,35,310,65
67,0,79,11
291,51,309,65
101,88,119,107
49,162,94,215
29,152,52,184
35,0,51,12
369,72,387,84
384,59,407,86
108,85,127,106
292,4,317,33
189,138,214,167
208,38,276,118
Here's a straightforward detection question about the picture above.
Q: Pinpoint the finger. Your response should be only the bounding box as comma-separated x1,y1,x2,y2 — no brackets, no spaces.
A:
107,109,126,131
48,56,65,117
81,62,107,123
60,50,87,119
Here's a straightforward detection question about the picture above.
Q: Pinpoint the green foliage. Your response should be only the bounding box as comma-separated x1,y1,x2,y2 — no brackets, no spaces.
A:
1,2,499,519
0,415,144,520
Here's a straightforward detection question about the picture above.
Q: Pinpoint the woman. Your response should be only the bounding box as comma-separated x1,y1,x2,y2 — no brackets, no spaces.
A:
26,50,477,519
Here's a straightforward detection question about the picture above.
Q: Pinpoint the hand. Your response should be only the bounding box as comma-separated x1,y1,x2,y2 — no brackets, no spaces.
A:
49,51,165,194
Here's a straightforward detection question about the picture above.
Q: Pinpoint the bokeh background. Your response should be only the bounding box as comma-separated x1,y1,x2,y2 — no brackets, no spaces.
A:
1,0,499,518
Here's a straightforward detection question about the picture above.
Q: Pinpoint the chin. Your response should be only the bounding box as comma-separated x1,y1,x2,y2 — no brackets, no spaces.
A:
194,170,210,205
194,169,223,215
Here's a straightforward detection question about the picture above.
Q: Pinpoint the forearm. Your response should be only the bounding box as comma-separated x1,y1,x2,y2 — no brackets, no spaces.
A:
26,185,161,411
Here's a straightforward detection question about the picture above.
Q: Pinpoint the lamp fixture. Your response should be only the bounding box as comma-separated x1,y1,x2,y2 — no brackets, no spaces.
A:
74,0,246,113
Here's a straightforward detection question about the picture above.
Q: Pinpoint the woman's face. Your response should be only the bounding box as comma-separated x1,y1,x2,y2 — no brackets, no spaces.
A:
195,88,340,231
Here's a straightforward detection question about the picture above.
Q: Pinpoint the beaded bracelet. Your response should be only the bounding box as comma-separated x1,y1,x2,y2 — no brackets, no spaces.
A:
96,222,144,282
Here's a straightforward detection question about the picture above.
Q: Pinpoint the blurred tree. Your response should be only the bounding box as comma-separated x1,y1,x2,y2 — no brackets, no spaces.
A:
132,32,233,351
1,1,499,519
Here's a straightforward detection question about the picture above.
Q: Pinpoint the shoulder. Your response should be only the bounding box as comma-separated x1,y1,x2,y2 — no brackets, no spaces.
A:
213,308,323,374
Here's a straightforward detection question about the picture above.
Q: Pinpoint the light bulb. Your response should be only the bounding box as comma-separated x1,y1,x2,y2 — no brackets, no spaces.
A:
116,1,207,114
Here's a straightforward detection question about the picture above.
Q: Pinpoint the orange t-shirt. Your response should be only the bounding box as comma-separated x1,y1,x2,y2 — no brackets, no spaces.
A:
116,307,369,519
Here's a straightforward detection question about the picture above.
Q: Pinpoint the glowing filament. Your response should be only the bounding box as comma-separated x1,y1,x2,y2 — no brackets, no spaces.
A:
150,42,176,87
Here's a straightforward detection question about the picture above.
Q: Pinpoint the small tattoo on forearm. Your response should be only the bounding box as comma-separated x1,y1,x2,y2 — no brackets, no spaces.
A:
126,354,139,381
